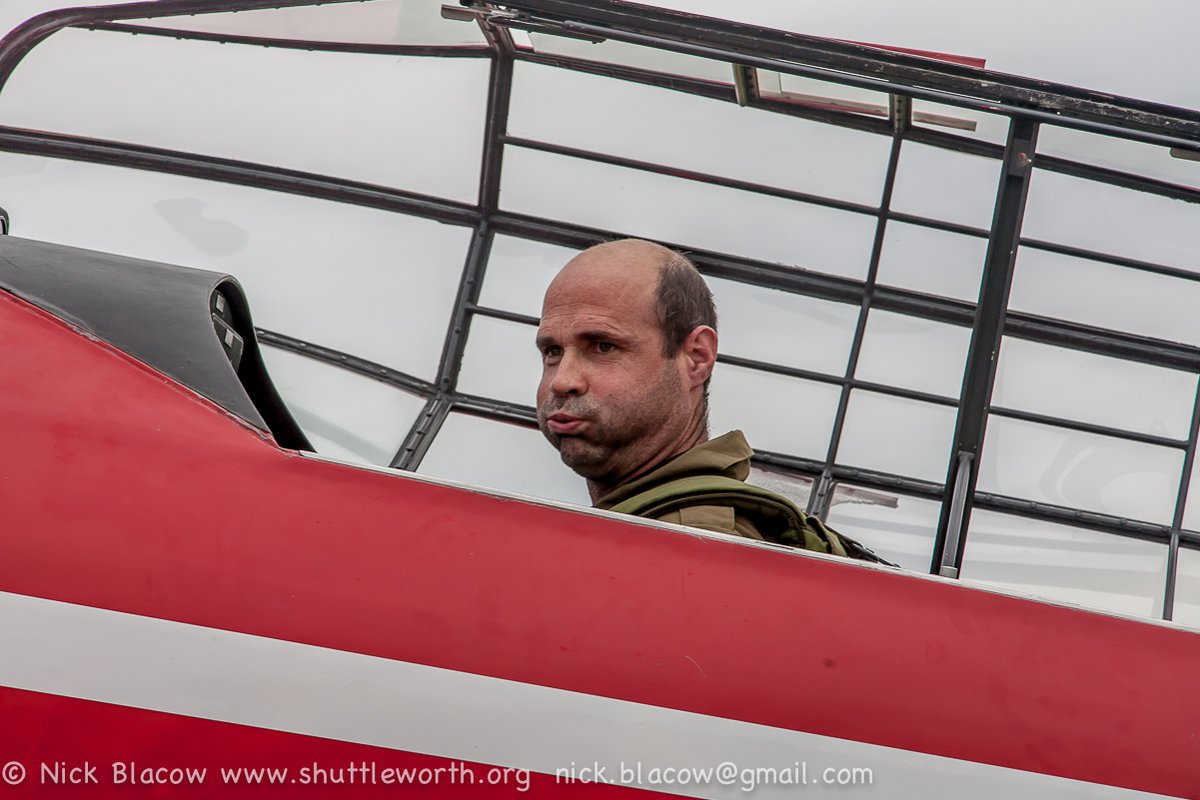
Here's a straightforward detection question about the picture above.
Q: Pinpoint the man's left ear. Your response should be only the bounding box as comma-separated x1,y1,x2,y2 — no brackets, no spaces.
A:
680,325,717,389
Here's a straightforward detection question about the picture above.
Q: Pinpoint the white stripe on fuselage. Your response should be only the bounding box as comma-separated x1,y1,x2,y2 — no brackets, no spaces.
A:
0,591,1174,799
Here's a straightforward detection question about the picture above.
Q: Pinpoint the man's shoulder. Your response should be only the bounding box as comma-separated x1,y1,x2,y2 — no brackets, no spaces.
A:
597,431,770,536
609,469,858,557
608,473,760,515
654,504,771,541
597,434,889,563
607,471,807,543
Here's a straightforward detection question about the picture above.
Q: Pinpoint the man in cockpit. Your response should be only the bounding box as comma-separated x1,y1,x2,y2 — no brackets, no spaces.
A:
535,238,870,559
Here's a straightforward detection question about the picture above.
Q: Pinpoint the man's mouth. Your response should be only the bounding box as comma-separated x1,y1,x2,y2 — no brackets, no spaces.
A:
546,413,586,435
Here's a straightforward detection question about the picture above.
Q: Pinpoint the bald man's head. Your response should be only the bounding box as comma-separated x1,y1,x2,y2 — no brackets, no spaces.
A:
535,239,720,500
554,239,717,357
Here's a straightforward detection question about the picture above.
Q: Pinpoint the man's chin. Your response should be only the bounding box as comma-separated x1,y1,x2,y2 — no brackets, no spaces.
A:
555,438,612,477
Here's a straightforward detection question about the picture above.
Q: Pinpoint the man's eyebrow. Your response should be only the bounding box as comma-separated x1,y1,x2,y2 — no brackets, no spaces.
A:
536,329,628,349
576,328,628,343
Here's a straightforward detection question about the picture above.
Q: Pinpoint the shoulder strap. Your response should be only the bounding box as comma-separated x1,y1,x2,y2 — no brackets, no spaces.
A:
610,475,891,563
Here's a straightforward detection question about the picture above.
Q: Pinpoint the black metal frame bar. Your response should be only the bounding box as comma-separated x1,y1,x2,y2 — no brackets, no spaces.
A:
1164,379,1200,620
503,136,878,216
84,22,493,57
390,40,515,469
933,117,1039,577
2,0,1200,616
256,330,436,396
0,0,371,93
1020,236,1200,285
0,126,478,225
987,406,1188,450
1036,153,1200,206
811,135,905,517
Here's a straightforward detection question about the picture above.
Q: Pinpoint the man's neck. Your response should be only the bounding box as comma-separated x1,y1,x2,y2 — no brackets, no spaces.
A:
586,419,709,503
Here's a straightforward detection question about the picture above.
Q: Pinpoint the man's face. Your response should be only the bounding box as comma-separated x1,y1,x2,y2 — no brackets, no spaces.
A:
536,256,693,488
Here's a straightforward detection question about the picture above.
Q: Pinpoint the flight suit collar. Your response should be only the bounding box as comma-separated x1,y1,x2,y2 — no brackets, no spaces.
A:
593,430,753,510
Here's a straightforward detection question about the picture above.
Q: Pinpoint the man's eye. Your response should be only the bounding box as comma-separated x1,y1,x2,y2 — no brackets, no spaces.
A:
543,346,562,360
596,342,616,354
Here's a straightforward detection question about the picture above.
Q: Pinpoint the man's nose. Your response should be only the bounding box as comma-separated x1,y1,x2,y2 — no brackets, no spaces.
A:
550,349,587,396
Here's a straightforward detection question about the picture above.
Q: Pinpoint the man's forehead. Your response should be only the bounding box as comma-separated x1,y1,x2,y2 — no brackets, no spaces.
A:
538,281,661,348
537,297,653,339
537,240,670,342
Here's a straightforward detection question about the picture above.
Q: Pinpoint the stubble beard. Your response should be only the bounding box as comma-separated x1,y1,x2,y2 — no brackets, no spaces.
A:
540,398,614,478
539,362,684,483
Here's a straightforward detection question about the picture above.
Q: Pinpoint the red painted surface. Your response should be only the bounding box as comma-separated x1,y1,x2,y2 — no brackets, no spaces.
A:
2,290,1199,798
0,687,641,798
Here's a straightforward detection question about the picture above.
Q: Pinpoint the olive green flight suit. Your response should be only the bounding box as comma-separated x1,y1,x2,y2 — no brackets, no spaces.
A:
594,431,886,562
593,430,780,542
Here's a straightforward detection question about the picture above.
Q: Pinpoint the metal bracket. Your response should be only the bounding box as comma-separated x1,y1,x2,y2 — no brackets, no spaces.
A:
1007,139,1035,176
939,451,974,578
808,470,834,517
888,93,911,135
441,3,520,23
732,64,757,107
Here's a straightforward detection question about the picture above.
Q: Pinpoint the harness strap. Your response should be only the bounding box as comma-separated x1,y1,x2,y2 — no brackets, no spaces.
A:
610,475,851,556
